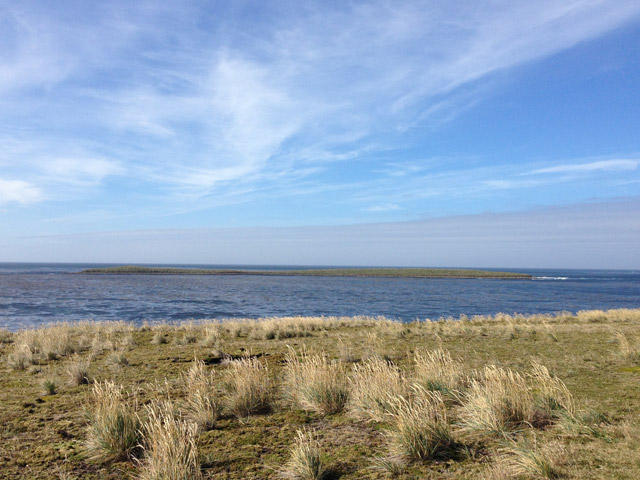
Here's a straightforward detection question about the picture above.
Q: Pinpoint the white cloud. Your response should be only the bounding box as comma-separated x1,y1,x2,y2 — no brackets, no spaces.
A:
43,157,125,185
1,0,640,213
527,159,639,175
0,178,42,206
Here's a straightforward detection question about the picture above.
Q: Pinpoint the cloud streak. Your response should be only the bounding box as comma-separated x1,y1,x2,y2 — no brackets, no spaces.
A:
0,1,639,246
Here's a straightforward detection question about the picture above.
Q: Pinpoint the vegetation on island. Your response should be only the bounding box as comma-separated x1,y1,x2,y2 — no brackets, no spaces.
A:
78,265,532,279
1,308,640,479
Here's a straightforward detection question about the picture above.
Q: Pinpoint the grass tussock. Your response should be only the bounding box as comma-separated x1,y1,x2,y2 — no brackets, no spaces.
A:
413,349,467,397
6,342,34,370
138,400,202,480
385,386,456,462
615,332,640,364
224,356,272,417
459,366,535,437
281,429,327,480
67,356,91,386
348,356,406,422
183,359,221,430
284,347,349,415
87,380,140,460
498,438,565,479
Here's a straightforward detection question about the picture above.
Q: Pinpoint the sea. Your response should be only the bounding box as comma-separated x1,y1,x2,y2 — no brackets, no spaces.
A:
1,263,639,331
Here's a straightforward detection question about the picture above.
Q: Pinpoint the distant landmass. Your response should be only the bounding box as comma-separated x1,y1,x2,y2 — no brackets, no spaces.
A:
78,265,531,279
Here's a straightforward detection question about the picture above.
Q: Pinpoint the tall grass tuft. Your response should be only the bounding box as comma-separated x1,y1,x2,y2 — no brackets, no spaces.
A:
385,386,455,462
183,359,222,430
499,438,564,479
283,347,349,415
348,356,406,422
7,343,34,370
459,366,534,437
67,356,91,386
615,332,640,364
87,381,140,460
529,361,575,424
224,357,271,417
413,349,466,398
138,400,202,480
281,429,326,480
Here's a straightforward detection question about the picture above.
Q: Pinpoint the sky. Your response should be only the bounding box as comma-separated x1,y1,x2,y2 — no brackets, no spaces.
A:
1,0,639,268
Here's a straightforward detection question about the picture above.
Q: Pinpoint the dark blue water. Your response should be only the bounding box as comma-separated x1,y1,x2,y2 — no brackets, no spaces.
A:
1,263,639,330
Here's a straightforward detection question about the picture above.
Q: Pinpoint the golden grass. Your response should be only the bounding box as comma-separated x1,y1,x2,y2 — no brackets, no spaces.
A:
223,356,272,417
86,380,140,460
281,428,327,480
138,400,202,480
283,347,350,415
182,359,221,430
413,348,466,397
385,386,455,462
2,308,640,479
348,356,406,422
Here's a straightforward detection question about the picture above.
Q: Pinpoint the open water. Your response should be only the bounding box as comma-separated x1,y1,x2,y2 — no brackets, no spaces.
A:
1,263,639,331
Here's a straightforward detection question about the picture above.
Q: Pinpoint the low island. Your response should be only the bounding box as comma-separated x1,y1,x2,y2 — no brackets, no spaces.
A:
78,265,532,279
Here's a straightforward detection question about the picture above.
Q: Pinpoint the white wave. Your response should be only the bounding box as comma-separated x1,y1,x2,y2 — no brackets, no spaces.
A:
533,276,569,280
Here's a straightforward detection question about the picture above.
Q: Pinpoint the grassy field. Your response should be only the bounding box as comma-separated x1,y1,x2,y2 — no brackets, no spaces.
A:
78,265,532,278
1,309,639,479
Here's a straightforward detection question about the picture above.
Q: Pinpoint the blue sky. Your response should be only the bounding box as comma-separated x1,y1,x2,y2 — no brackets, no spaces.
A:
1,1,640,267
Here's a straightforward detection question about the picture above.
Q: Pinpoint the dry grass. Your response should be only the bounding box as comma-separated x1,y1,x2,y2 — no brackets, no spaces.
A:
615,332,640,364
281,428,327,480
459,366,535,437
385,386,456,462
67,355,91,386
498,437,565,479
6,342,34,370
138,400,202,480
86,380,140,460
224,356,272,417
348,356,406,422
413,349,466,397
182,359,221,430
2,309,640,479
283,347,349,415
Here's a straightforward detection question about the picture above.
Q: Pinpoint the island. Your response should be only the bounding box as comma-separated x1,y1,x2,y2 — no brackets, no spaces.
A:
78,265,532,278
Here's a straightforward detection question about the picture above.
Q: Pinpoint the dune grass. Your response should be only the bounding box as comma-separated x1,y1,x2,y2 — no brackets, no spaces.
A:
1,309,640,478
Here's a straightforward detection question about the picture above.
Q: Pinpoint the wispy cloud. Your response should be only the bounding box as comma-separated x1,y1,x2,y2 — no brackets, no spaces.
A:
0,178,42,206
526,159,639,175
1,1,639,232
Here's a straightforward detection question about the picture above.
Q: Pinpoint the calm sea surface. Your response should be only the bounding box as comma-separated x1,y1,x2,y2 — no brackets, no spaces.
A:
1,263,639,331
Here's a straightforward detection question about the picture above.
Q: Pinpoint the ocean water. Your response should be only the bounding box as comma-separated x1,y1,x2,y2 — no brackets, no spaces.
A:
1,263,639,331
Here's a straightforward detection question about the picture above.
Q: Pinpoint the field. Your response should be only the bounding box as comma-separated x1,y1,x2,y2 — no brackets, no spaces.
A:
1,309,639,479
78,265,532,278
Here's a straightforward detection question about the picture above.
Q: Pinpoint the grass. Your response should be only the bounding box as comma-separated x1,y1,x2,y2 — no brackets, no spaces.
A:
86,381,140,460
224,356,272,417
78,265,532,278
283,347,350,415
138,400,202,480
281,429,327,480
1,309,640,478
385,386,456,462
182,359,221,431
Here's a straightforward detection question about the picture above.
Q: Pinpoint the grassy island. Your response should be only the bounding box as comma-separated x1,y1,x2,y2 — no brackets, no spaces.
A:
2,308,640,479
79,265,532,279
